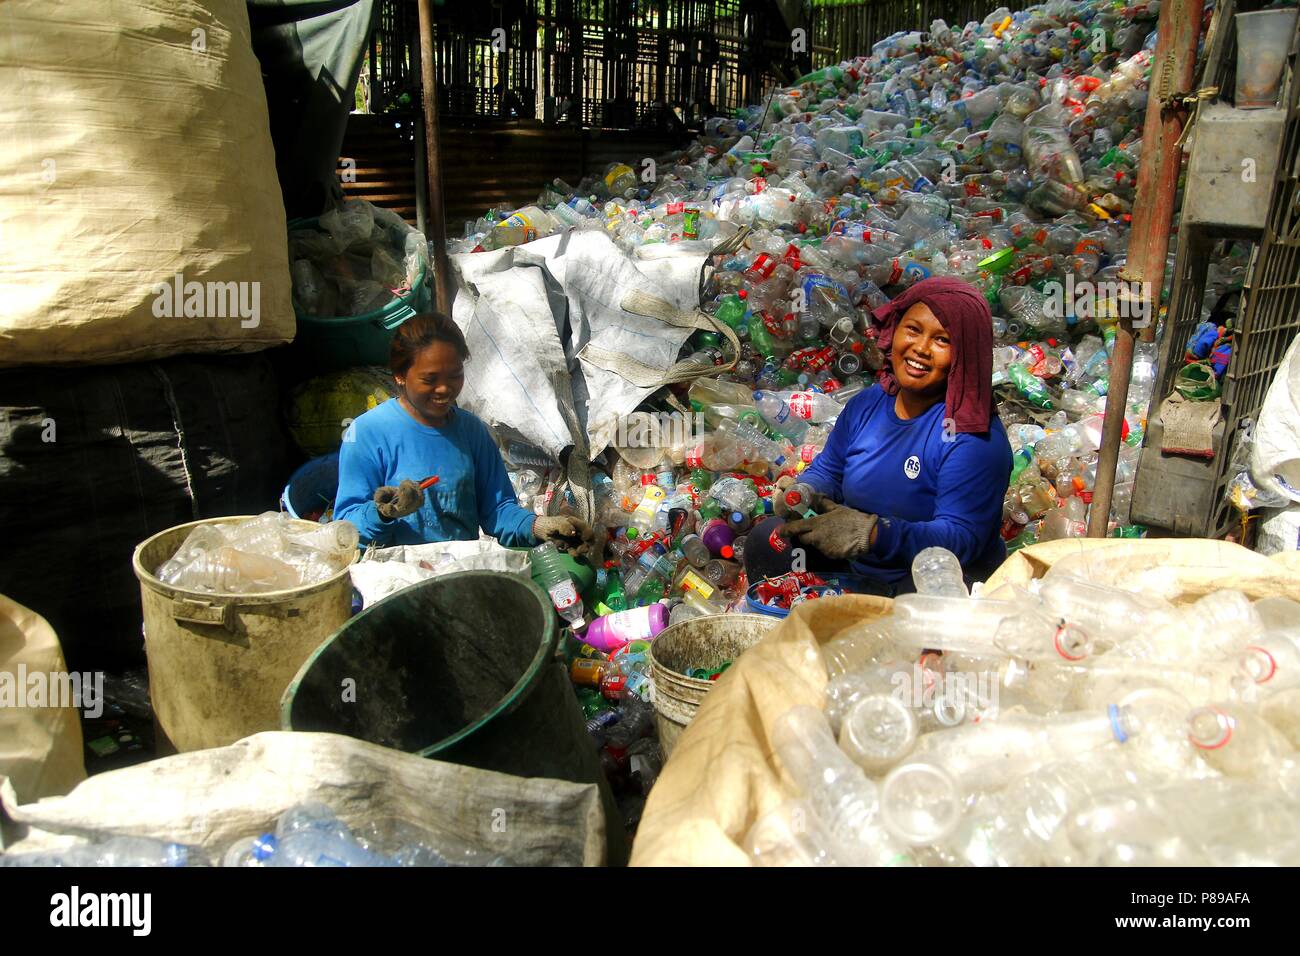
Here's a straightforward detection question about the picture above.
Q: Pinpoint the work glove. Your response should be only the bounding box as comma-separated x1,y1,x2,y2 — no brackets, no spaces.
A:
533,515,595,558
772,474,827,518
374,479,424,520
781,501,878,561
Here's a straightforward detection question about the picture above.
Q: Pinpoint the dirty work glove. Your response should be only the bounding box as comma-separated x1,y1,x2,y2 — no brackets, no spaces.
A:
533,515,595,558
374,479,424,521
781,501,878,561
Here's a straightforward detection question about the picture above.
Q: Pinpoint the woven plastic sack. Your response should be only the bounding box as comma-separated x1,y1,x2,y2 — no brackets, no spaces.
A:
0,0,293,366
0,596,86,805
287,366,395,457
632,539,1300,866
1,731,606,866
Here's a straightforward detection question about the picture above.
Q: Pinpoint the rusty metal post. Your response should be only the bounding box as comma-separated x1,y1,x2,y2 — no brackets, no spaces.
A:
1087,0,1203,537
417,0,452,313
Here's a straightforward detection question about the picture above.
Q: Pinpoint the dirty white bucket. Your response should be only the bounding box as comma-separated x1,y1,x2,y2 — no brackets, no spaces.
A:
133,516,356,752
1236,9,1298,108
648,613,777,758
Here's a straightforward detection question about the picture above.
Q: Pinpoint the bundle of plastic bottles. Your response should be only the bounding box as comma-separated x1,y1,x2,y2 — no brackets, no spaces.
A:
155,512,359,594
513,376,845,634
290,199,429,318
479,0,1261,573
742,546,1300,866
0,803,511,867
565,646,663,832
222,803,510,867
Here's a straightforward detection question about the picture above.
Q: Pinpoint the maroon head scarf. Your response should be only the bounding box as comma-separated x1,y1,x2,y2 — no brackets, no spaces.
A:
870,276,995,434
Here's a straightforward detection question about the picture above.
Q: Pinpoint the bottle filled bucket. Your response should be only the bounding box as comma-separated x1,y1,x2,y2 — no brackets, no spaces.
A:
132,516,357,753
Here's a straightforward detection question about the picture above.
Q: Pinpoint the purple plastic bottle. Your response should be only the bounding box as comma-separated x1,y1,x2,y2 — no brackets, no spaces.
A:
699,518,736,557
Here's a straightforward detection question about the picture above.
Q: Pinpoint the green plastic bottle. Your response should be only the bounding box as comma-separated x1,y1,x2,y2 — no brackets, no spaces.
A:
748,316,776,359
715,294,746,330
601,570,627,612
1008,364,1055,410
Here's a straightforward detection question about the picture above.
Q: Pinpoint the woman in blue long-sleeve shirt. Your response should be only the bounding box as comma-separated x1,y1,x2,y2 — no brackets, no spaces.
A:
334,312,592,554
747,278,1012,595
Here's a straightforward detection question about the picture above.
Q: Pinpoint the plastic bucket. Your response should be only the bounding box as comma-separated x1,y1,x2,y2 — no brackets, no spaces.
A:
289,216,432,370
279,570,629,865
1235,9,1298,108
132,516,357,753
281,452,340,522
648,613,777,758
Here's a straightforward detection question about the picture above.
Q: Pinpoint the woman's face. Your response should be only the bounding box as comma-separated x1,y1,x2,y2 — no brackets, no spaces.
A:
890,302,952,399
397,340,465,424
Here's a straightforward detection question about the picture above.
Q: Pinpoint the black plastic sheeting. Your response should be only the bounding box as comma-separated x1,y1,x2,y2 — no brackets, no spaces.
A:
247,0,377,220
0,356,295,673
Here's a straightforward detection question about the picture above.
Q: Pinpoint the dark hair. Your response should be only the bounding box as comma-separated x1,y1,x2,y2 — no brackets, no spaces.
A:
389,312,470,376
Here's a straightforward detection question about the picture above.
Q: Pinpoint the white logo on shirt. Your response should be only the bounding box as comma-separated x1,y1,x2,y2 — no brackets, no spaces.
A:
904,455,921,480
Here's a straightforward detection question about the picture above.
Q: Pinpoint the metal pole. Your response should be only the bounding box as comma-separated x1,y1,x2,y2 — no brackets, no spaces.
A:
417,0,452,313
1087,0,1203,537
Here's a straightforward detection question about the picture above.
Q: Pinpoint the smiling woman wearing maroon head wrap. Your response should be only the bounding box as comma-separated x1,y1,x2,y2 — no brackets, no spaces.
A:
746,277,1013,596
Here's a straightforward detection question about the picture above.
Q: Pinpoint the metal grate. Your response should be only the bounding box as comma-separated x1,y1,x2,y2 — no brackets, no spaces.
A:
1133,0,1299,537
1211,34,1300,536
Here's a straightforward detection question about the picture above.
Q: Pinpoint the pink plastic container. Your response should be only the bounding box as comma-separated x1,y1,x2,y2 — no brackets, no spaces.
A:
578,603,670,652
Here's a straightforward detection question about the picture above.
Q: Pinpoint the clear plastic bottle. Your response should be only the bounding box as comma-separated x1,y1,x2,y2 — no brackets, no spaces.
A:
778,390,844,423
709,475,759,513
166,546,301,594
745,799,846,867
837,693,919,774
222,833,279,867
0,836,197,867
772,706,915,866
910,547,968,598
531,541,586,627
1187,702,1299,780
753,390,811,442
880,703,1147,846
889,594,1020,652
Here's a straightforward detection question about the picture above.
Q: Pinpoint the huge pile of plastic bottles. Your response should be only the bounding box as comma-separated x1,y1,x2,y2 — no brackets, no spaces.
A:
744,546,1300,866
476,1,1222,583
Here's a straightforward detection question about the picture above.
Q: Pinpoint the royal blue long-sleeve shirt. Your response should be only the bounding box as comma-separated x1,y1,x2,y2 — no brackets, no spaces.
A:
800,385,1012,588
334,398,537,548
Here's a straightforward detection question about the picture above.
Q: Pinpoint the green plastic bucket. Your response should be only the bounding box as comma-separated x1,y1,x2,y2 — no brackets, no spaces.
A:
288,216,433,370
279,569,629,865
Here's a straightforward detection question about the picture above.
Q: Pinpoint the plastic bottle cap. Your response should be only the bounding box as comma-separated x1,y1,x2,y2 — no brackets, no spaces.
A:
720,545,734,559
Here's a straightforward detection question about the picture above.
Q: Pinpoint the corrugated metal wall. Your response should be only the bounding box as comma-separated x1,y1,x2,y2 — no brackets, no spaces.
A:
340,114,680,230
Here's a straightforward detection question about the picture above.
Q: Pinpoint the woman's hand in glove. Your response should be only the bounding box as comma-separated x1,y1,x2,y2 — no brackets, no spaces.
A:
533,515,595,557
780,502,878,560
374,479,424,520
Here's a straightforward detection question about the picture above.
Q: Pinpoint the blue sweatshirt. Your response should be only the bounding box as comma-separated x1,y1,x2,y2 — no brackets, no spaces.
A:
334,399,537,548
800,385,1012,588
